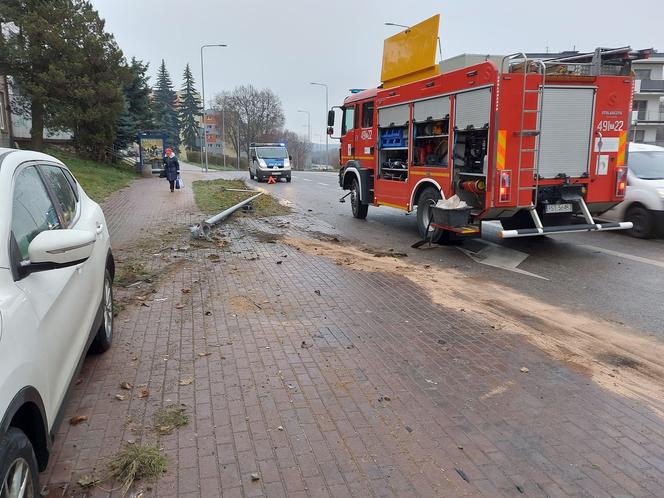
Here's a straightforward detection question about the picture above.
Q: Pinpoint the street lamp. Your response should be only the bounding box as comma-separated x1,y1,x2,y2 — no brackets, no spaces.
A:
298,110,311,170
200,43,227,173
297,110,311,144
384,22,442,61
310,82,328,168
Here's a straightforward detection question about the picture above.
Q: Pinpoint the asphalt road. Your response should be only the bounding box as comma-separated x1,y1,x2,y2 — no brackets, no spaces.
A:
197,167,664,338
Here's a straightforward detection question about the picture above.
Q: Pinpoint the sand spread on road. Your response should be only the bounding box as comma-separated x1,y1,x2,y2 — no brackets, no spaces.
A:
285,235,664,416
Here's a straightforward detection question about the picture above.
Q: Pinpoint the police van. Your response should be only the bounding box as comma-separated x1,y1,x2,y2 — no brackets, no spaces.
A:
249,143,292,183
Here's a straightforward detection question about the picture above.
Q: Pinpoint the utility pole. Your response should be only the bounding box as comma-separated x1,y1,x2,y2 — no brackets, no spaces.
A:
310,82,328,167
222,107,226,168
200,43,227,172
236,113,240,170
297,109,311,170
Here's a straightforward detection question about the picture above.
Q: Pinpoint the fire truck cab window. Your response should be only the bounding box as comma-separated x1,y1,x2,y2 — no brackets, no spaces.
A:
361,101,374,128
342,106,355,135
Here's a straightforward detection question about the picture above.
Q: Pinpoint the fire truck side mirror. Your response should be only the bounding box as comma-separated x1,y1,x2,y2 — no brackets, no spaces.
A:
327,126,334,136
327,110,335,127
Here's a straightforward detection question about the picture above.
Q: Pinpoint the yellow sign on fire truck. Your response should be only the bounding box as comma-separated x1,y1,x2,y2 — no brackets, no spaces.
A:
381,14,440,89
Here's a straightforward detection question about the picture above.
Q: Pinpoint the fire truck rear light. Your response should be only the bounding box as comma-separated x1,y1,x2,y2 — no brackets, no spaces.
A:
499,171,511,202
615,167,627,197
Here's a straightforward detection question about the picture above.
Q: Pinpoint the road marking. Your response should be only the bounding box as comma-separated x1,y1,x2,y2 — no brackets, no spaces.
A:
457,241,548,280
578,245,664,269
317,182,329,186
302,178,312,182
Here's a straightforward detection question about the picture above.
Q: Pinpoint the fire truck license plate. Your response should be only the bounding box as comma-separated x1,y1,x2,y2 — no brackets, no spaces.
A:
545,203,573,214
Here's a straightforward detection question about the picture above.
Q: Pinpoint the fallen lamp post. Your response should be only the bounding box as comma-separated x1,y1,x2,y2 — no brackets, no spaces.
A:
190,192,263,240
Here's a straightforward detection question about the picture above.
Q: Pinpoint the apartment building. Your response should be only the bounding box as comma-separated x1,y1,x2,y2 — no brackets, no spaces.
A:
631,52,664,146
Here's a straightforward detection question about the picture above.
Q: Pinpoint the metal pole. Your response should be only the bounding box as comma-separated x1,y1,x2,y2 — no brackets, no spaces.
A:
222,107,226,168
237,114,240,170
297,109,311,169
310,82,329,167
200,44,227,173
200,46,205,172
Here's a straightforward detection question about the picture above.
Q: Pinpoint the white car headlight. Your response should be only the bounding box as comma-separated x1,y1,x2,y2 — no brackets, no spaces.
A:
284,158,290,168
258,158,267,168
656,188,664,200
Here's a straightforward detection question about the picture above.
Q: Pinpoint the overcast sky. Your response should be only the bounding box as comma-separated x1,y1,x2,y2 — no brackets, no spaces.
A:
89,0,663,144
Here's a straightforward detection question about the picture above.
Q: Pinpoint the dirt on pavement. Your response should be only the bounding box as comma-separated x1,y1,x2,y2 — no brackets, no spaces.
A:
284,235,664,416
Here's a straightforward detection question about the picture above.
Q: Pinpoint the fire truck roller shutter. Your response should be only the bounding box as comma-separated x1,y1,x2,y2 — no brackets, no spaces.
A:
413,96,450,122
378,104,409,128
538,87,595,179
454,88,491,129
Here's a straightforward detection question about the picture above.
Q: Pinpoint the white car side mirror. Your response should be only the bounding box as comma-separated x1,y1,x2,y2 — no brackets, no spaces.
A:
27,229,95,270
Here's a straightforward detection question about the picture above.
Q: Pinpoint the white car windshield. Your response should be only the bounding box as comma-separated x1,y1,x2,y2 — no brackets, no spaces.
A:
629,151,664,180
257,147,287,159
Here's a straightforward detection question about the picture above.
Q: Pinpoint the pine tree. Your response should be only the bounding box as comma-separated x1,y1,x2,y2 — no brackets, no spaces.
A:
0,0,127,154
179,63,202,151
114,57,154,148
152,60,180,150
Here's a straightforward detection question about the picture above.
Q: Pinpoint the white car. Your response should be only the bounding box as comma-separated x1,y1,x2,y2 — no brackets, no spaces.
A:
604,143,664,238
0,148,114,496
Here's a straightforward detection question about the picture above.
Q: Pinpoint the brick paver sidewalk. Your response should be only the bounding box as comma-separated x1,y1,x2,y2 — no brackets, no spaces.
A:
43,170,664,497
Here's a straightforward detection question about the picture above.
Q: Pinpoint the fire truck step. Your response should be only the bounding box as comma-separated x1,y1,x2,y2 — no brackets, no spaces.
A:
519,149,537,153
523,109,541,113
519,130,540,136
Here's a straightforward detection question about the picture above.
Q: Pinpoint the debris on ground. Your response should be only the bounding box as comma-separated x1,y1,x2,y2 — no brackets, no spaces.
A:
181,288,191,294
179,378,194,386
115,394,128,401
520,367,530,373
250,473,261,481
77,474,100,489
120,382,133,390
69,415,88,426
301,341,313,349
405,426,413,433
455,468,470,483
154,405,188,435
138,389,150,399
109,444,167,496
277,426,284,431
314,290,321,296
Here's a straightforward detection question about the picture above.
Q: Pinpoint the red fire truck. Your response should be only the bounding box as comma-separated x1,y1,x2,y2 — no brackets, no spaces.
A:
332,39,650,241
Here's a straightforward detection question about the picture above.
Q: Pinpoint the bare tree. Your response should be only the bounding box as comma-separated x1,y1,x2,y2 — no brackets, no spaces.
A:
213,85,285,158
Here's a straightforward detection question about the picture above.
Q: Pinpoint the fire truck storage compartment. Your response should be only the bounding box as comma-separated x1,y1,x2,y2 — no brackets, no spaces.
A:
378,103,410,181
537,86,595,179
413,96,450,167
452,88,491,209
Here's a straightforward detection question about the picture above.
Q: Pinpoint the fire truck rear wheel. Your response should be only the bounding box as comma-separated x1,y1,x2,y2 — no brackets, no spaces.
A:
416,187,444,243
350,178,368,219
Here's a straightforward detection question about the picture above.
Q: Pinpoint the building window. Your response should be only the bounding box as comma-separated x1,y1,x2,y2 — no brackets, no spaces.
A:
634,100,647,121
633,130,645,142
656,127,664,144
634,69,651,81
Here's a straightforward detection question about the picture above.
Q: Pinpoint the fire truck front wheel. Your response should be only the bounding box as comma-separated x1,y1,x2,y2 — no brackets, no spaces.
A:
350,178,368,219
416,187,444,243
